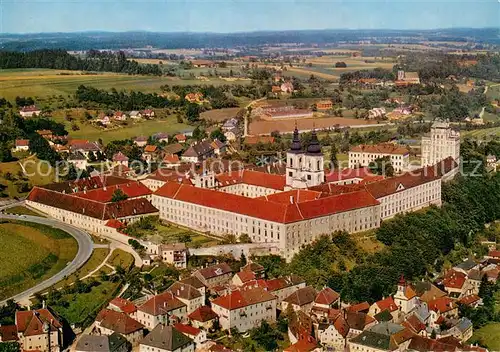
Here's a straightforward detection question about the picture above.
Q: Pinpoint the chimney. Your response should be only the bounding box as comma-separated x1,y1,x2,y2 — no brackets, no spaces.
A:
42,300,46,309
290,196,294,204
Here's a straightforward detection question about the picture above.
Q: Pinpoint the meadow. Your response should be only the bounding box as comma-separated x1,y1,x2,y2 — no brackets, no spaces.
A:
106,249,135,269
0,221,77,300
461,127,500,140
471,323,500,351
0,68,239,101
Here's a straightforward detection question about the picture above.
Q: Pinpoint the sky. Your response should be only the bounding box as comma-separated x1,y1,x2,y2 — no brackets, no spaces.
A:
0,0,498,34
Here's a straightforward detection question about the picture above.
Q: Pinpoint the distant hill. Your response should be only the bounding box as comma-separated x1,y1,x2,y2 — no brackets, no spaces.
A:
0,28,498,51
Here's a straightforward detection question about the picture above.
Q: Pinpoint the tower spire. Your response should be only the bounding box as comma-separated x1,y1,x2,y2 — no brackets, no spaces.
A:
290,121,302,152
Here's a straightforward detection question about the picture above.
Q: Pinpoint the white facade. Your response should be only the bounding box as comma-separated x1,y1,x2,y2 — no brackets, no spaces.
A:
421,122,460,167
349,150,409,173
286,151,325,189
212,297,277,332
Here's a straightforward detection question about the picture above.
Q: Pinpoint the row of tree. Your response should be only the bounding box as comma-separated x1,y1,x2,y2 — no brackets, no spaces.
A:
0,49,162,75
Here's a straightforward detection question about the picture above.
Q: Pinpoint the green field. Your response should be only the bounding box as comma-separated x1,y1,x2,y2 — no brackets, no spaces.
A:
0,221,77,300
0,69,239,101
51,109,192,143
471,323,500,350
49,279,121,326
107,249,135,269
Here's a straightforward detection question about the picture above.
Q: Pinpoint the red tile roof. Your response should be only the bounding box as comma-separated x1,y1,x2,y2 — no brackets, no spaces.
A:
41,175,129,194
96,309,143,335
15,139,29,147
163,154,180,164
112,152,129,162
284,286,317,306
20,105,40,112
188,305,218,322
109,297,137,314
284,337,317,352
234,271,256,284
105,219,125,229
28,187,158,220
175,134,187,141
174,323,201,337
442,270,467,289
458,295,481,306
350,143,409,155
333,315,350,337
347,302,370,313
144,145,158,153
428,296,457,314
257,189,322,204
216,170,286,191
73,181,152,203
138,292,186,316
402,314,426,334
212,288,276,310
16,309,62,337
314,287,340,306
154,182,379,224
374,297,398,312
195,263,232,280
488,250,500,258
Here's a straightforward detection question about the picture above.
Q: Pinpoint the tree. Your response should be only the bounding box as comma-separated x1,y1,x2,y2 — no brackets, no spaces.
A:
178,233,192,244
240,252,247,266
192,126,207,141
210,128,227,143
111,189,128,202
335,61,347,68
185,103,201,123
329,145,339,169
239,233,252,243
0,342,21,352
250,320,283,351
368,156,394,177
28,134,60,166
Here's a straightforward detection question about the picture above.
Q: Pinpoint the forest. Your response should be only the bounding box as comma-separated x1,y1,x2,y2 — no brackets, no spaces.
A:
0,49,162,75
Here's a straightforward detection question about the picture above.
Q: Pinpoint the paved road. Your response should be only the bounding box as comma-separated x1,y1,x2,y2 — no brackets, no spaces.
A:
0,213,93,306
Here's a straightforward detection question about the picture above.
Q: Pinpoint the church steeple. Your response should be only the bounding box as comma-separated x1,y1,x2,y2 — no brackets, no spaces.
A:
290,122,302,153
307,129,322,154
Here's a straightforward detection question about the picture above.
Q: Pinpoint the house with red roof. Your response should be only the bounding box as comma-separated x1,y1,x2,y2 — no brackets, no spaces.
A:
188,305,218,329
108,297,137,315
317,315,350,351
112,152,129,167
174,134,187,143
282,286,317,313
143,144,159,163
232,270,256,286
193,263,233,288
15,308,63,352
135,292,187,330
368,297,399,320
13,139,30,152
0,325,18,343
19,105,41,117
428,296,459,327
167,281,204,314
95,308,144,345
211,287,277,332
174,323,206,347
313,287,340,310
393,276,419,314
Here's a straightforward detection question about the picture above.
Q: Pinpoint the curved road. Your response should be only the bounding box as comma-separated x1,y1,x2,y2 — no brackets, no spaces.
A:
0,213,93,306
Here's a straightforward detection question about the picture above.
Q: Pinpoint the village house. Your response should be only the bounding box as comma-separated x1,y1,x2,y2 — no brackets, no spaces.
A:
174,323,207,348
162,153,181,168
313,287,340,310
68,152,88,170
112,152,129,167
175,134,187,143
222,118,239,131
153,132,169,143
393,276,419,314
316,100,333,110
348,322,414,352
108,297,137,316
188,306,218,330
113,111,127,121
211,287,277,332
146,242,188,268
19,105,41,117
367,107,386,119
193,263,233,288
282,286,317,313
167,281,205,314
243,275,306,303
37,129,54,140
240,262,266,279
129,111,142,119
348,143,410,173
139,325,194,352
317,315,350,351
180,276,207,297
13,139,29,152
15,308,63,352
134,136,148,147
185,92,204,104
142,109,155,118
427,296,459,327
76,333,128,352
181,141,215,163
224,127,240,142
368,297,399,320
94,309,144,346
281,82,294,93
135,291,187,330
210,139,226,155
69,140,101,157
143,144,158,163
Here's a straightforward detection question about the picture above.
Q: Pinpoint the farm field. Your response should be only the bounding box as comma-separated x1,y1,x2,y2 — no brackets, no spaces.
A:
461,127,500,140
200,107,242,122
471,323,500,351
0,69,240,101
0,221,77,300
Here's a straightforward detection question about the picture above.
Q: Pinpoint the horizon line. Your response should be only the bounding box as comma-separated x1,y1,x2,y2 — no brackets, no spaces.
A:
1,26,499,36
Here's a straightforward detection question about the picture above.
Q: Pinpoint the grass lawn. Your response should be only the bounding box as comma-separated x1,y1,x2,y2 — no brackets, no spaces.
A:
0,221,77,300
0,69,237,101
49,248,110,290
107,249,135,269
49,279,121,326
148,222,219,248
0,156,56,198
470,323,500,350
3,205,44,217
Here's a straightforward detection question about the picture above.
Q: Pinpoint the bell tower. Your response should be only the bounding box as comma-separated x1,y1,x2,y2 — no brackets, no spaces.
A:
302,129,324,187
286,124,303,188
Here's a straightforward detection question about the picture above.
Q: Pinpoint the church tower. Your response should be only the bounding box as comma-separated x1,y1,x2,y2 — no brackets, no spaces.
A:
303,130,324,187
286,125,303,188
